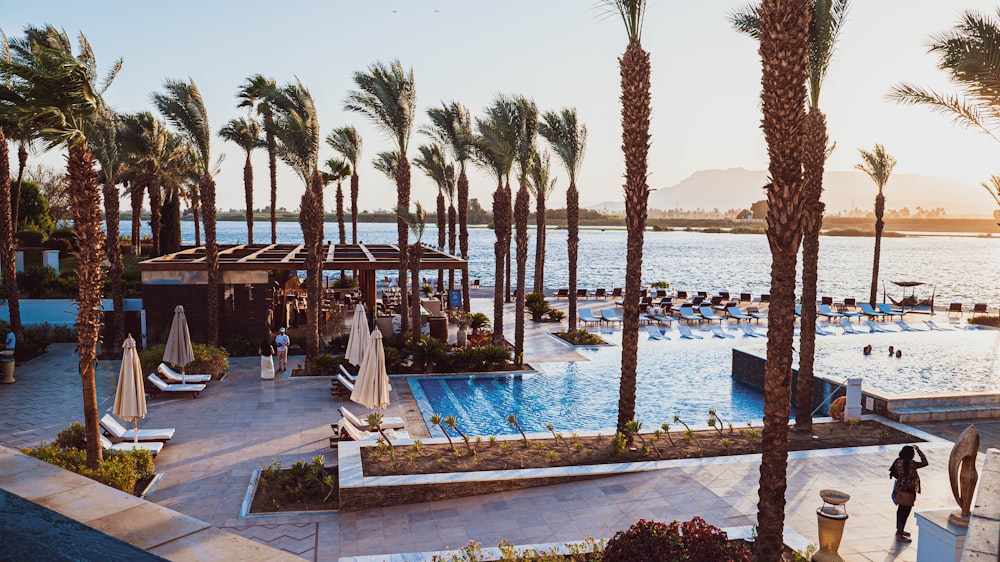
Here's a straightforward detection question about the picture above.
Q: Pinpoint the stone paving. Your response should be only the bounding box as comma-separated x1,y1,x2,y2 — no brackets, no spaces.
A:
0,299,991,561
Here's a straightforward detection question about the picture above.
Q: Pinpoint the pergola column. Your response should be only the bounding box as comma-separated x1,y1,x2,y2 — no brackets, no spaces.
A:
359,269,377,316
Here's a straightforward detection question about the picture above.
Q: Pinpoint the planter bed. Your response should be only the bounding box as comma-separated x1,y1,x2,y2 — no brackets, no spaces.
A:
548,332,614,347
241,464,338,517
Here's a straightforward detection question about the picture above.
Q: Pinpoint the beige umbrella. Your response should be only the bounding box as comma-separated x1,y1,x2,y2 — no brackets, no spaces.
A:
113,335,147,446
345,304,371,366
350,328,390,413
163,305,195,382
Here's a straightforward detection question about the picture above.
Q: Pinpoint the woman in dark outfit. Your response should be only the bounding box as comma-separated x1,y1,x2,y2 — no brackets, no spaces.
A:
890,444,928,542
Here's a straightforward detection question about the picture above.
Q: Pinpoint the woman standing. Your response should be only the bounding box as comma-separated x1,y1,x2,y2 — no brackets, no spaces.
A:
890,444,928,542
259,338,275,380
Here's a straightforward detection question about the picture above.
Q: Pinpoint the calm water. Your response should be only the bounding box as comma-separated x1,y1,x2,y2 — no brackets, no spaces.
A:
139,220,1000,306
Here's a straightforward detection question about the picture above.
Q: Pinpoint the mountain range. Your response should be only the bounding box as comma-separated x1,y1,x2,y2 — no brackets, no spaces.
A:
586,168,993,218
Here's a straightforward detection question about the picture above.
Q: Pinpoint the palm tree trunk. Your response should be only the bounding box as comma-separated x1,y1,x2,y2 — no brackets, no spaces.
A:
68,144,105,470
567,182,579,332
437,189,446,293
514,183,530,364
103,178,124,354
410,242,423,340
795,109,828,433
448,203,456,292
617,39,652,435
871,192,885,306
149,182,162,257
12,144,27,231
301,171,324,361
336,181,346,244
0,130,21,336
191,188,202,247
492,185,506,345
458,168,470,312
130,181,143,256
396,155,411,334
533,190,546,293
756,1,810,557
267,123,278,245
201,173,220,347
244,154,254,245
350,173,359,244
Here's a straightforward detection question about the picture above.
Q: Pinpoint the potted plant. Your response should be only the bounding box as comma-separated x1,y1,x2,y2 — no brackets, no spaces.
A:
448,310,471,347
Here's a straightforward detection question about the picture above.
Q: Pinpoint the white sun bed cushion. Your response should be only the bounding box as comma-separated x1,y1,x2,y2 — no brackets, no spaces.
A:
100,413,175,442
147,373,206,393
339,406,405,431
99,434,163,456
158,363,213,383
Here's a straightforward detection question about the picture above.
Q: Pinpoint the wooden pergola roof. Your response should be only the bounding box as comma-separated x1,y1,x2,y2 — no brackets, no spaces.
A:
138,243,467,272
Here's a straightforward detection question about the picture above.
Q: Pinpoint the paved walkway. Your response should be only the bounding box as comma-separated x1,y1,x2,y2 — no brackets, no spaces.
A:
0,302,990,561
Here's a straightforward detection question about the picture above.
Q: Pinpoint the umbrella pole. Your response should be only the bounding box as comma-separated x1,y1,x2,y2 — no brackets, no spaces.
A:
133,420,139,446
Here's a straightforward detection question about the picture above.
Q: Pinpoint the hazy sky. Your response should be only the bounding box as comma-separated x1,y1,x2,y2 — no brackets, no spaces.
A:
4,1,1000,214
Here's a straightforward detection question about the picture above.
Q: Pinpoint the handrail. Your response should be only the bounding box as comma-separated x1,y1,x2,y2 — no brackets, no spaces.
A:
811,380,848,418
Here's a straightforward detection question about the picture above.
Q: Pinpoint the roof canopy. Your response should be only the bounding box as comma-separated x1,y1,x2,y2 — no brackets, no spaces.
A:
139,243,467,272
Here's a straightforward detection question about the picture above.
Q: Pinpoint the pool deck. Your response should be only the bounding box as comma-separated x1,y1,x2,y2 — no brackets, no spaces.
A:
0,298,994,561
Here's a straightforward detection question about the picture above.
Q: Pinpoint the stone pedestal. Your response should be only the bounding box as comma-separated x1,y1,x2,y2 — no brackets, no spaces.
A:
845,377,862,419
42,250,60,274
915,508,966,562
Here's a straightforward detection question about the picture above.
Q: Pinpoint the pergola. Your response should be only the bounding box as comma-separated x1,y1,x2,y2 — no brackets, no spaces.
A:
139,242,468,312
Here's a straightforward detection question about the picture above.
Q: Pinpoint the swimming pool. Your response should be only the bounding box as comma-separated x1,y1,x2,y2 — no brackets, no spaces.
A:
408,325,1000,436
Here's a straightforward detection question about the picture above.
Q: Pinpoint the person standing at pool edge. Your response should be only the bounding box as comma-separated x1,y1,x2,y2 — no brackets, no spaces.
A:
890,444,928,542
275,328,290,372
4,329,14,352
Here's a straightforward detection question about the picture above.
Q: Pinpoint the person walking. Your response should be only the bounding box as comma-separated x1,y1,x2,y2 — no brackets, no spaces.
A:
275,327,290,372
890,444,928,542
259,338,275,380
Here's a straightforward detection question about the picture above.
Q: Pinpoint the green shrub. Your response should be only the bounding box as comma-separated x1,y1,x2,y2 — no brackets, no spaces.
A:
649,281,671,289
51,324,76,343
525,292,551,322
323,334,350,355
221,335,258,357
18,265,59,299
140,343,229,379
308,353,345,376
468,312,491,331
54,421,87,450
556,329,603,345
603,517,751,562
547,308,566,321
332,275,358,289
15,229,44,247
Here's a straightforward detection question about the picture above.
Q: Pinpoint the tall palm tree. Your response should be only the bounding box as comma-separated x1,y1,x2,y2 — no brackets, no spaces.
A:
91,108,125,353
528,150,556,294
540,108,587,332
604,0,651,436
218,117,261,244
152,79,220,346
271,80,324,359
510,96,538,363
398,202,427,339
326,126,363,243
731,0,850,433
413,143,451,292
444,163,457,291
423,102,474,311
238,75,279,243
755,0,811,557
0,35,26,337
345,60,416,333
855,144,896,306
1,32,43,234
322,157,351,244
117,112,156,255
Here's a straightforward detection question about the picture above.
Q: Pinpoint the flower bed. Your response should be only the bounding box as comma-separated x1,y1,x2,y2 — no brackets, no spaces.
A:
248,456,338,514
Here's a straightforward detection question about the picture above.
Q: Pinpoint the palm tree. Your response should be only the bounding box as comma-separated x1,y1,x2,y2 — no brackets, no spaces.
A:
528,150,556,293
1,32,42,234
397,202,427,340
444,164,457,291
90,108,125,353
218,117,261,245
754,0,811,557
540,108,587,333
730,0,850,433
152,79,220,346
510,96,538,363
322,157,351,244
345,60,416,333
855,144,896,306
326,126,363,243
238,75,279,243
117,112,155,255
0,34,25,337
270,80,324,359
413,143,451,292
603,0,652,436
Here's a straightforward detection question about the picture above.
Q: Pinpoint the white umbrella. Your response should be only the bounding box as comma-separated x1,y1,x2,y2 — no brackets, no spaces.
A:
350,328,390,413
113,335,147,446
163,305,194,382
344,304,371,366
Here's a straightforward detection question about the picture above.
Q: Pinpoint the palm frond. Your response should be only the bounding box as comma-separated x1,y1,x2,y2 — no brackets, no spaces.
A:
421,101,474,167
151,78,212,169
981,174,1000,207
413,143,450,190
218,116,261,156
321,157,351,185
888,82,1000,143
269,79,320,185
528,150,557,201
854,144,897,192
325,125,362,170
373,150,399,181
728,4,761,39
597,0,647,42
539,108,587,184
344,59,415,155
396,202,426,242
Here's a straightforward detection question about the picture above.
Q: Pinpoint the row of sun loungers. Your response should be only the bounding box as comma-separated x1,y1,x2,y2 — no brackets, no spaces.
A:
642,317,967,342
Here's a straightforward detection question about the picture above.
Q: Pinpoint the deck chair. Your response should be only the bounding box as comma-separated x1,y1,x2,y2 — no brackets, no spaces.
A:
578,308,601,326
815,325,835,336
747,306,767,322
726,306,753,323
334,417,410,447
601,308,622,325
973,303,989,317
555,288,569,299
739,293,752,303
709,325,735,339
877,303,904,319
593,288,607,299
678,306,703,324
338,406,406,431
924,320,956,331
675,290,688,300
698,306,724,324
648,311,675,326
100,414,175,443
99,434,163,457
157,363,212,384
760,294,770,304
645,325,669,340
576,288,589,298
737,324,765,338
839,318,862,335
336,364,391,392
610,288,623,299
817,304,844,319
895,320,925,332
147,373,205,398
843,297,858,310
865,320,894,334
820,296,834,306
676,324,703,340
859,303,889,320
836,304,862,320
948,302,963,317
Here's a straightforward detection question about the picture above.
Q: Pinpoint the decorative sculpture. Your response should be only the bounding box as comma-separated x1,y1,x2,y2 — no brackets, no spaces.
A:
948,425,980,527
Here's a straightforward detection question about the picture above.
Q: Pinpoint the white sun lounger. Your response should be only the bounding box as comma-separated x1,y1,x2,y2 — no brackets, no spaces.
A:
895,320,925,332
601,308,623,325
578,308,601,326
709,325,734,339
924,320,956,331
338,406,406,431
157,363,213,384
815,325,836,336
335,417,409,445
147,373,206,398
337,364,391,391
676,324,704,340
839,318,863,335
645,326,669,340
737,324,765,338
100,413,175,443
865,320,895,334
99,434,163,457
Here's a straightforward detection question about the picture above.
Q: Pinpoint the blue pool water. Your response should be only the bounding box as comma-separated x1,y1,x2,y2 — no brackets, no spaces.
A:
408,325,1000,436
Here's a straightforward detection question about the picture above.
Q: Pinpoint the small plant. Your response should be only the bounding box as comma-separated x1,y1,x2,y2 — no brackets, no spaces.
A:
365,412,394,454
411,440,424,454
525,292,553,322
793,544,818,562
555,329,603,345
546,450,557,462
649,280,671,289
574,443,585,452
878,430,890,440
721,437,732,451
624,419,643,448
437,458,447,469
444,415,473,453
389,460,401,472
673,415,700,451
707,409,730,436
603,517,751,562
430,414,455,451
611,432,628,454
500,441,509,454
507,414,529,447
488,435,497,445
660,422,675,446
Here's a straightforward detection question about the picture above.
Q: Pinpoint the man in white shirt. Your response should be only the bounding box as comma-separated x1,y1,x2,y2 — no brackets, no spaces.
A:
275,327,290,372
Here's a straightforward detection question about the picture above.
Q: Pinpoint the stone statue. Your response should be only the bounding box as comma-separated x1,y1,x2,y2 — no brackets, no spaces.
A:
948,425,980,527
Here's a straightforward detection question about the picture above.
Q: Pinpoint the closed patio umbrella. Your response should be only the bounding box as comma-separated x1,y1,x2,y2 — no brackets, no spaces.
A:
163,305,194,382
345,304,370,366
113,335,147,446
350,328,390,414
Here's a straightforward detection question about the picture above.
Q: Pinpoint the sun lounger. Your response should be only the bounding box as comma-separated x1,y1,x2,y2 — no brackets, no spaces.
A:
836,304,862,320
334,417,409,447
895,320,925,332
610,288,623,299
698,306,724,324
924,320,956,331
709,325,734,339
817,304,844,319
746,306,767,322
576,288,589,298
157,363,212,384
678,306,702,324
877,303,904,319
839,318,862,334
600,308,622,325
948,302,964,317
554,288,569,299
593,288,607,299
99,434,162,457
726,306,754,323
147,373,205,398
578,308,601,326
973,303,989,316
100,414,175,443
676,324,703,340
338,406,406,431
735,324,763,338
859,303,889,320
337,364,391,391
815,325,835,336
645,326,669,340
865,320,894,334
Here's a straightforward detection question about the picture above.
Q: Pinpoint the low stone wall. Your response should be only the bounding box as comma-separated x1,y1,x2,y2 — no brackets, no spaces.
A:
732,349,846,414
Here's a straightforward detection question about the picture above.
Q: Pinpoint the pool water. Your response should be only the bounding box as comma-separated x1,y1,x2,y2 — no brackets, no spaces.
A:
408,325,1000,437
